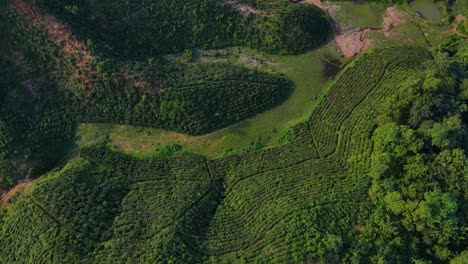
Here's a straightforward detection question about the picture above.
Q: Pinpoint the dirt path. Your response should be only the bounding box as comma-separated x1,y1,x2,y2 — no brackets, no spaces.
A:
337,6,406,57
381,6,405,37
444,14,467,38
109,121,242,146
1,181,32,208
304,0,407,57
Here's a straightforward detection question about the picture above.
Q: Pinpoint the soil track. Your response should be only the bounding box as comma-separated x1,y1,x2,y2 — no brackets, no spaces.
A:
336,6,405,57
336,6,406,57
445,14,467,38
1,181,32,208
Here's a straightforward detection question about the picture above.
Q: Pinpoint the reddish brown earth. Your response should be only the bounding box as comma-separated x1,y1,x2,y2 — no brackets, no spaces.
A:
335,30,372,58
381,6,405,37
14,0,94,80
304,0,407,57
1,181,32,208
12,0,156,92
337,6,406,58
445,14,467,37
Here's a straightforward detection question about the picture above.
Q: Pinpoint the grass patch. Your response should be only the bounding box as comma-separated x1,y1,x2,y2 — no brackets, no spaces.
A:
332,2,387,30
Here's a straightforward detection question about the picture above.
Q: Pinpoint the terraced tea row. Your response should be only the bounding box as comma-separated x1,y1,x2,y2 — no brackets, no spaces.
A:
337,58,431,174
308,47,432,157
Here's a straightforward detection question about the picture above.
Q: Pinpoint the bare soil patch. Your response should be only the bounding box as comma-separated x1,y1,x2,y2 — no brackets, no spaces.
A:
381,6,406,37
304,0,407,57
13,0,96,86
1,181,32,208
335,6,406,58
222,0,271,16
335,29,372,58
302,0,328,11
444,14,467,37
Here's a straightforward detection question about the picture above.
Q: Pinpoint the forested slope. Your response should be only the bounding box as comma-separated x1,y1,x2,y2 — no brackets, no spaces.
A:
0,0,333,184
36,0,331,57
6,2,296,136
2,45,466,263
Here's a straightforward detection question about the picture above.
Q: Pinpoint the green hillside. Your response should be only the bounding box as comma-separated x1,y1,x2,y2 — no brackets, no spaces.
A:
1,0,467,263
2,45,467,263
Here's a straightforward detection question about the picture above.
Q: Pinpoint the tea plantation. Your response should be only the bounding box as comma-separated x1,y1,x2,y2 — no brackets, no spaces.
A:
0,0,467,263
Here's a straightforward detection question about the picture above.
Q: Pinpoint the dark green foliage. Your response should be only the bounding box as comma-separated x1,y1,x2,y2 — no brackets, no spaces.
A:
80,62,292,134
7,7,293,136
360,51,468,262
0,58,76,187
0,158,130,263
36,0,331,57
274,4,332,54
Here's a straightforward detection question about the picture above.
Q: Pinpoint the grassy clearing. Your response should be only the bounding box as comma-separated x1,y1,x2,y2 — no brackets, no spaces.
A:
342,2,452,49
77,43,342,158
398,2,456,47
332,2,387,30
329,1,452,48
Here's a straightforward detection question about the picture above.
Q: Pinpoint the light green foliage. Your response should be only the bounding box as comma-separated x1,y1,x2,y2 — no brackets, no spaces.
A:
182,49,194,63
451,250,468,264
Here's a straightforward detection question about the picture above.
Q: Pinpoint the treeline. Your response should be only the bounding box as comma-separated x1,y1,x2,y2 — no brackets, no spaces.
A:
36,0,331,57
350,43,468,262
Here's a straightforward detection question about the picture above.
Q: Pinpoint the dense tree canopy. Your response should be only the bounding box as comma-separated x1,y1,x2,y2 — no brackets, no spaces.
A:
354,44,468,263
37,0,331,57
